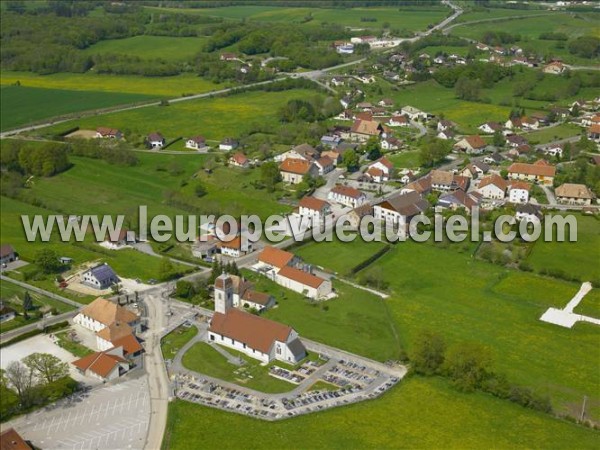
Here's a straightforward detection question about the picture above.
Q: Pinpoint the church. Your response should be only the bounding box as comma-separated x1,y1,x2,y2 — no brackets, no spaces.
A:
207,273,307,364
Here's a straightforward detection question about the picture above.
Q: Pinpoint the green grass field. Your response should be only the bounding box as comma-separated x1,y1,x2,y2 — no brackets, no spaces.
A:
161,325,198,360
83,36,207,61
294,236,388,276
163,377,600,450
145,5,450,32
244,270,400,362
451,13,600,65
526,214,600,282
39,88,322,142
522,123,582,144
454,7,550,23
0,71,227,97
0,280,75,333
387,150,421,169
0,85,154,131
182,342,297,393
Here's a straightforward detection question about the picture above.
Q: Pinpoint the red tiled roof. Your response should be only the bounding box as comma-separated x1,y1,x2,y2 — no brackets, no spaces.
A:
209,308,291,353
277,266,326,289
258,246,294,269
299,196,330,212
331,185,364,199
279,159,313,175
508,162,556,177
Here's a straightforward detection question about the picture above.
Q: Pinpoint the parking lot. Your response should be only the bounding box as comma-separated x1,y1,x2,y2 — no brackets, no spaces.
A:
9,376,150,450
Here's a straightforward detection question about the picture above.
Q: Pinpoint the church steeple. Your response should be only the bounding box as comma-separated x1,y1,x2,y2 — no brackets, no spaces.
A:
214,272,233,314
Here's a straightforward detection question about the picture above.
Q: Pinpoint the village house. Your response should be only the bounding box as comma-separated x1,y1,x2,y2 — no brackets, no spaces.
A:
147,132,165,149
454,135,487,154
521,117,540,130
103,229,135,250
374,190,429,231
350,119,383,142
0,302,16,323
229,152,250,168
185,136,208,151
320,134,342,148
256,246,299,272
437,120,455,132
209,274,307,363
328,185,367,208
507,160,556,185
315,156,335,175
541,143,564,158
73,297,141,352
321,150,341,166
484,152,504,165
437,129,455,140
331,76,345,86
214,274,275,313
581,114,600,127
543,61,565,74
505,117,523,130
81,264,120,290
459,161,489,179
96,127,122,139
478,121,503,134
298,196,331,224
555,183,596,205
588,124,600,143
506,134,529,148
515,203,542,223
401,106,428,121
0,244,17,265
279,158,318,184
508,181,532,204
437,190,482,214
276,143,318,162
378,98,394,108
72,347,131,381
381,137,401,151
276,266,332,299
365,157,394,183
429,170,469,192
217,235,253,258
219,138,239,151
477,174,508,200
220,53,237,61
387,115,409,127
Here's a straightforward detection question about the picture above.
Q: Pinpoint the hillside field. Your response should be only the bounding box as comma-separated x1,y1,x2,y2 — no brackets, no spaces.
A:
0,85,154,131
0,71,227,97
144,5,450,31
163,377,600,449
82,36,208,61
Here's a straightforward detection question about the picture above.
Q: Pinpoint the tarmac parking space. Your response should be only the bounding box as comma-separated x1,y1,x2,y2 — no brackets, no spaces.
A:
10,376,150,450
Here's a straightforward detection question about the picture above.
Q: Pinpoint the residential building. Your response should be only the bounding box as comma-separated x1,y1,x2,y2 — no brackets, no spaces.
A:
373,190,429,230
320,135,342,148
508,181,531,204
588,124,600,143
0,244,17,265
95,127,122,139
81,264,119,290
454,135,487,154
185,136,208,151
328,185,367,208
350,119,383,141
219,138,239,151
72,347,131,382
256,246,298,271
477,174,508,200
147,132,165,149
217,236,252,258
437,190,482,213
103,229,134,249
478,122,503,134
365,157,394,183
401,106,428,121
229,152,250,168
381,137,401,150
279,159,318,184
298,197,331,224
543,61,565,74
484,152,504,165
515,203,542,223
275,266,332,299
315,156,335,175
459,161,489,179
507,160,556,185
0,303,16,323
555,183,596,205
387,115,409,127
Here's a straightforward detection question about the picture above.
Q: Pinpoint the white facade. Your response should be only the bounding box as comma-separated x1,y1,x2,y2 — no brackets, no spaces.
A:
73,313,106,332
509,187,530,204
207,329,301,364
327,190,366,208
298,205,330,225
274,273,332,299
478,183,505,200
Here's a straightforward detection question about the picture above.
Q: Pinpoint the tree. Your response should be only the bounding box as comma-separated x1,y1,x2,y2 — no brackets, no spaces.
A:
22,292,33,320
159,257,175,280
411,330,446,375
175,280,194,299
342,150,360,172
194,181,207,197
34,249,62,274
260,161,281,192
5,361,34,407
419,138,451,167
364,137,381,161
23,353,68,384
455,76,481,101
443,342,493,391
493,130,504,148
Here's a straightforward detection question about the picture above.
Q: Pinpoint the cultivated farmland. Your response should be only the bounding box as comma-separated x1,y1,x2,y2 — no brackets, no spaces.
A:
82,36,208,61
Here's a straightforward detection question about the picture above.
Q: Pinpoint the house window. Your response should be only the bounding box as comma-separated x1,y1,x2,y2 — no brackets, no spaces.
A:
243,343,246,349
210,335,215,341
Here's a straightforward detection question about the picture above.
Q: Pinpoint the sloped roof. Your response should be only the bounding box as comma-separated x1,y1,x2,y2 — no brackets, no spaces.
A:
509,181,532,192
209,308,292,354
279,159,313,175
96,321,133,343
331,185,364,199
277,266,326,289
80,298,138,327
72,351,126,378
0,428,31,450
242,290,274,306
230,152,248,165
377,191,429,216
555,183,595,199
508,162,556,177
478,174,508,191
351,119,382,136
258,246,295,269
111,334,143,356
0,244,15,258
299,196,330,212
86,264,118,283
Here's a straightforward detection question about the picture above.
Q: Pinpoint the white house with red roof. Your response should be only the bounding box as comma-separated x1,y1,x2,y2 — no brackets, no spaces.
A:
298,196,331,224
365,157,394,183
186,135,208,151
328,185,367,208
477,174,508,200
508,181,531,204
279,158,318,184
229,152,250,168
